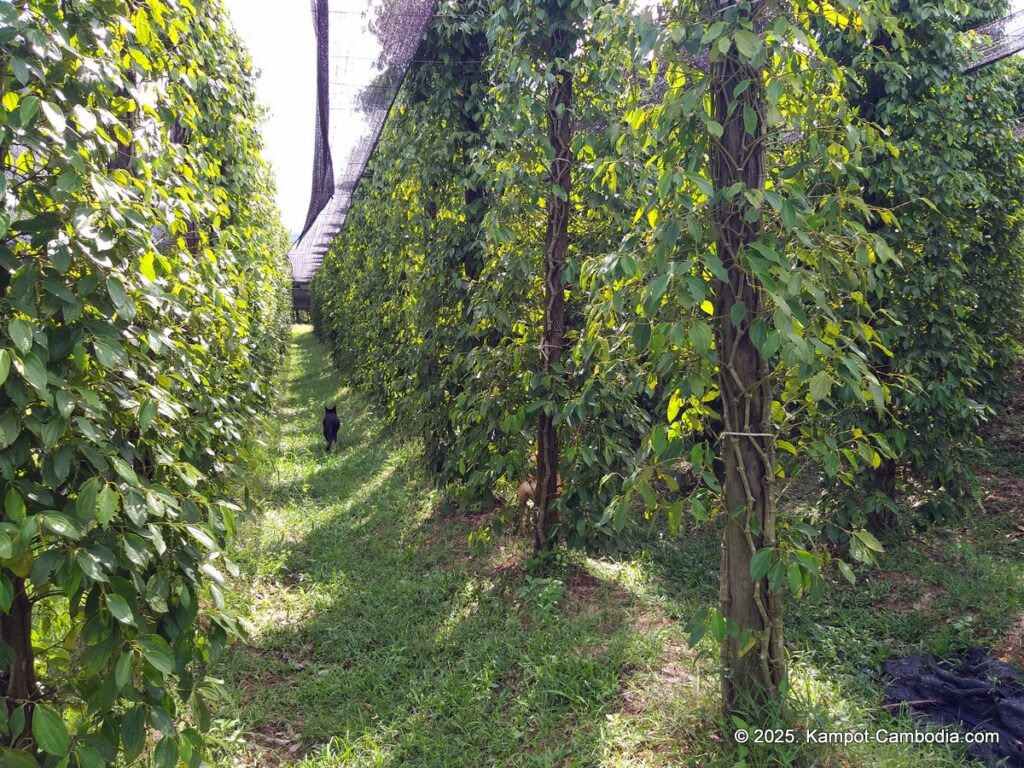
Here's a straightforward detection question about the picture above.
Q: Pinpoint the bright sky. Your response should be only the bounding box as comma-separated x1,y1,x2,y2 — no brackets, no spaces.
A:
222,0,317,237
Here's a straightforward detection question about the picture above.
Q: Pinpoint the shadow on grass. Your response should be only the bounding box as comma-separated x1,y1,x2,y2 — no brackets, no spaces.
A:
219,327,1024,768
217,327,667,768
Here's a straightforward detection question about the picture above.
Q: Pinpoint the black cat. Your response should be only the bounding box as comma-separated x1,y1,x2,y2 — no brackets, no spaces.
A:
322,406,340,451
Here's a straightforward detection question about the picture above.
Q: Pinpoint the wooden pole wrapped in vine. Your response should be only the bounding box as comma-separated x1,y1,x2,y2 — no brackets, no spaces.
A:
706,0,785,712
535,0,578,552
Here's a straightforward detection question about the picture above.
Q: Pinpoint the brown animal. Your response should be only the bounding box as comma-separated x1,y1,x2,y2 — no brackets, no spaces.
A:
515,475,563,535
516,474,563,506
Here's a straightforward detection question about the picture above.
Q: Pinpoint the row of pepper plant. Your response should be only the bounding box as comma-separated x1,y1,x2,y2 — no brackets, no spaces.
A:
1,0,291,765
310,0,1024,724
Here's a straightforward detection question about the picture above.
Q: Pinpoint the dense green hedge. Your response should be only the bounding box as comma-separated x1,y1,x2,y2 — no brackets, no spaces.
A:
818,0,1024,529
0,0,289,764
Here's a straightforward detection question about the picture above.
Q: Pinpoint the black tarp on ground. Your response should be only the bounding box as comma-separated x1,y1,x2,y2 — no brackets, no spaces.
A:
885,648,1024,766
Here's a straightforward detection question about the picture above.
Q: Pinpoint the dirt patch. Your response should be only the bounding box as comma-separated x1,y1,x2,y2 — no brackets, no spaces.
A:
911,542,948,563
563,567,629,617
487,546,526,577
620,604,702,716
232,719,310,767
994,612,1024,666
874,570,915,587
581,641,611,657
873,572,948,614
635,612,674,633
980,471,1024,512
876,594,914,612
235,644,317,692
915,584,949,613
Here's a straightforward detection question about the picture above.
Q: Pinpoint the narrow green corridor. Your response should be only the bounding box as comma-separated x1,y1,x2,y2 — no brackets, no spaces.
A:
214,327,665,767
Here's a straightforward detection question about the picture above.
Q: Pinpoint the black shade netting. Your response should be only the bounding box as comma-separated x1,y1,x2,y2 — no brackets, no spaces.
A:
288,0,439,284
885,648,1024,767
967,7,1024,71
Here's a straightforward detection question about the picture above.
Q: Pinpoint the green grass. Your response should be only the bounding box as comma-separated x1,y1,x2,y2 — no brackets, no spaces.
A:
211,326,1024,767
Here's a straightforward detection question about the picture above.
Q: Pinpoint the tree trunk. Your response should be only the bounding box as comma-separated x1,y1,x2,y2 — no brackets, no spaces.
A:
535,50,573,552
708,3,785,716
868,458,897,534
1,576,36,749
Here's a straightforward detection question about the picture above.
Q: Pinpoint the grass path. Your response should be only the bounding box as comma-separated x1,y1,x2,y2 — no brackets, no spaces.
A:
213,327,681,767
211,326,1024,767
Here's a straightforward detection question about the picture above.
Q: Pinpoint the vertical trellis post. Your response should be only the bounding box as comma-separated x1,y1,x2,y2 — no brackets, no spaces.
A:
707,0,785,713
535,6,576,551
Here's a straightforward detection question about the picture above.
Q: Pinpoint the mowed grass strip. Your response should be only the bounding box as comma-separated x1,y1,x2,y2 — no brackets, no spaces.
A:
213,327,674,767
212,326,1024,767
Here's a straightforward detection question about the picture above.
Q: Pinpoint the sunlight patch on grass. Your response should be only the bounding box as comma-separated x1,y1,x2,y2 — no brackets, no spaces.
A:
211,327,1024,768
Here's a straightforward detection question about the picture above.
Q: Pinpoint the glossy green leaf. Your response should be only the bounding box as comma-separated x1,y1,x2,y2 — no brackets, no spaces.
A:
105,593,136,626
136,635,175,674
750,547,773,580
32,703,70,756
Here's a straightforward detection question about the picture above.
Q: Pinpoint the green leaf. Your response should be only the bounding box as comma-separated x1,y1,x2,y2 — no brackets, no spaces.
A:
115,652,133,689
32,703,70,756
837,560,856,585
729,301,745,326
72,104,97,132
149,705,175,737
96,485,119,526
121,707,146,760
40,101,66,134
19,353,49,394
105,593,136,626
787,564,802,595
39,513,81,540
649,273,670,303
5,488,26,523
8,318,33,353
0,349,10,385
688,321,714,354
709,609,726,641
777,439,797,456
809,371,832,401
93,340,120,369
780,199,797,230
0,748,38,768
631,324,651,353
56,172,83,194
742,104,758,135
734,29,760,59
73,745,106,768
136,634,175,674
110,457,139,485
737,630,757,657
140,399,157,432
76,478,100,522
154,736,179,768
187,524,218,551
140,252,158,281
852,528,884,553
76,550,108,582
10,56,28,85
0,574,14,612
106,276,129,313
750,547,773,580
